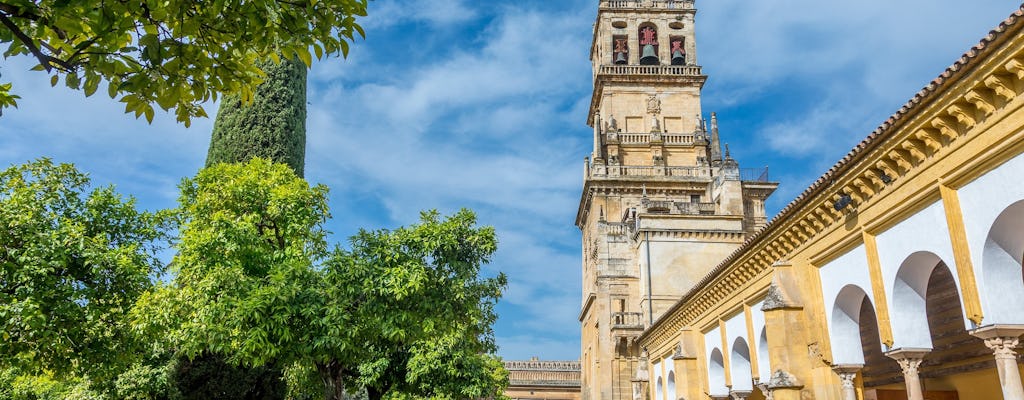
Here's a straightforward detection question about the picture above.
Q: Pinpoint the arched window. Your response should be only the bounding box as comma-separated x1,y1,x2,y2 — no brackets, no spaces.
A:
666,371,676,400
670,36,686,65
638,24,659,65
612,35,628,65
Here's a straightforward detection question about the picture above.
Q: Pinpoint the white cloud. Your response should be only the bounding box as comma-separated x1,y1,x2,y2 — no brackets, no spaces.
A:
362,0,477,29
497,335,580,361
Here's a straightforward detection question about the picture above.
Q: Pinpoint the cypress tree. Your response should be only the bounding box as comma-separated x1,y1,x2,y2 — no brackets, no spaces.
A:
206,57,307,176
189,57,308,399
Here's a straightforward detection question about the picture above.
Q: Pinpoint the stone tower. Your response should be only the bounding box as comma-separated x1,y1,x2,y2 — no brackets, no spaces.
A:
575,2,777,400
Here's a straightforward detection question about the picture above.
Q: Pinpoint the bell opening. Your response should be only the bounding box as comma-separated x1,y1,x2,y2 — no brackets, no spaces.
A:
670,37,686,66
613,36,629,65
640,44,659,66
671,51,685,66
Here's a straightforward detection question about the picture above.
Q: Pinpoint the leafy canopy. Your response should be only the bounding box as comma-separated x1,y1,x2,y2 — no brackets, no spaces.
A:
0,0,367,124
0,159,169,382
138,159,509,400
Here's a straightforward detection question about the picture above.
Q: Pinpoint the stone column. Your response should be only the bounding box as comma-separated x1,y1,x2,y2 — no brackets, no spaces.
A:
885,348,930,400
729,390,752,400
970,325,1024,400
832,364,863,400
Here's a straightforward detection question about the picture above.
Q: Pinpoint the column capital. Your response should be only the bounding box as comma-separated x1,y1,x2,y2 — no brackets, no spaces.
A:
969,324,1024,360
885,348,930,376
982,336,1020,360
831,364,862,387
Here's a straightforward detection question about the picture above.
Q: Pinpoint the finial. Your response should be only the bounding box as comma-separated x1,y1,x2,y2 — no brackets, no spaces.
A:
599,205,605,221
725,143,731,158
642,184,648,198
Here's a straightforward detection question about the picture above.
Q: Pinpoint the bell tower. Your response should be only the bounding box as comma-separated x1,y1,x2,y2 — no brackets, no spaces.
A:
576,2,777,400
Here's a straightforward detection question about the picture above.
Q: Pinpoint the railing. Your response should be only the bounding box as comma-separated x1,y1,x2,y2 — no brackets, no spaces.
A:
589,165,708,179
598,64,702,76
666,166,709,178
644,200,674,213
600,0,695,10
616,133,649,143
663,133,697,145
504,360,581,387
611,132,697,145
612,312,644,329
677,202,716,215
589,165,711,179
599,222,631,236
741,167,771,182
504,360,581,371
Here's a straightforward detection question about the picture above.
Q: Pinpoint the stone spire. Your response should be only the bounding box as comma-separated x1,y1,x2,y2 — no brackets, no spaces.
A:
710,112,723,166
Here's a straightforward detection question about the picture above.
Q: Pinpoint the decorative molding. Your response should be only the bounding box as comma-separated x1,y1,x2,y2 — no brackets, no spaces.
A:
766,369,802,390
760,281,799,311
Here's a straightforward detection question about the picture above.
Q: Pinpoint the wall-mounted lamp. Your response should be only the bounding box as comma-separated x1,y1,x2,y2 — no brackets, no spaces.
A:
834,193,853,211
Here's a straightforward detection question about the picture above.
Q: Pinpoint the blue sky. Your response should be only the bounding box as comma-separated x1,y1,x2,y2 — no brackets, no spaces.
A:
1,0,1021,361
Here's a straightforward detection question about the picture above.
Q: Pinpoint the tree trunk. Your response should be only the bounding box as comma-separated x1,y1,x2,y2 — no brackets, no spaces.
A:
317,361,347,400
206,56,308,177
366,386,384,400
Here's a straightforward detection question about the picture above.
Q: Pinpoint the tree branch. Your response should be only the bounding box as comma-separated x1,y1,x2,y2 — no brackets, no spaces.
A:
0,12,53,72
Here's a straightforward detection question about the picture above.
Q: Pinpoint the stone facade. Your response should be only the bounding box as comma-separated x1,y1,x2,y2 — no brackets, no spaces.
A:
577,2,777,400
506,359,582,400
632,4,1024,400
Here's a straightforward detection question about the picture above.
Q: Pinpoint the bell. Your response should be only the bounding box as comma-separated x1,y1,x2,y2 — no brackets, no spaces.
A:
614,52,627,65
671,50,685,65
640,44,658,65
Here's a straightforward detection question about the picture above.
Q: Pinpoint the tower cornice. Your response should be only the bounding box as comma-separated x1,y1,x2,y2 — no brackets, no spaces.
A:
587,67,707,126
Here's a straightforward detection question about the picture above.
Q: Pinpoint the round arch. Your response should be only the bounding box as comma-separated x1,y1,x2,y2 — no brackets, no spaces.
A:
708,348,728,397
637,22,660,65
982,200,1024,323
666,370,676,400
891,251,962,349
730,337,754,391
656,376,663,400
757,327,770,382
830,284,876,365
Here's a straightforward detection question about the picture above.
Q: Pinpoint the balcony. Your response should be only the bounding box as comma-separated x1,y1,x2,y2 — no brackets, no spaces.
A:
610,132,700,146
598,64,702,77
600,0,694,10
677,201,716,215
590,165,711,179
741,167,771,182
612,312,644,330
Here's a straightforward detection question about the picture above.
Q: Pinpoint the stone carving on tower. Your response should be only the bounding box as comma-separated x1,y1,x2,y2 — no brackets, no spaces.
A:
577,2,777,400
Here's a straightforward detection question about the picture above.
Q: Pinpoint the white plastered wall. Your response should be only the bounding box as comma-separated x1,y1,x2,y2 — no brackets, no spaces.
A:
653,359,663,400
874,200,967,348
703,326,729,396
749,300,770,382
818,244,877,364
959,151,1024,325
724,311,753,391
663,355,676,400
